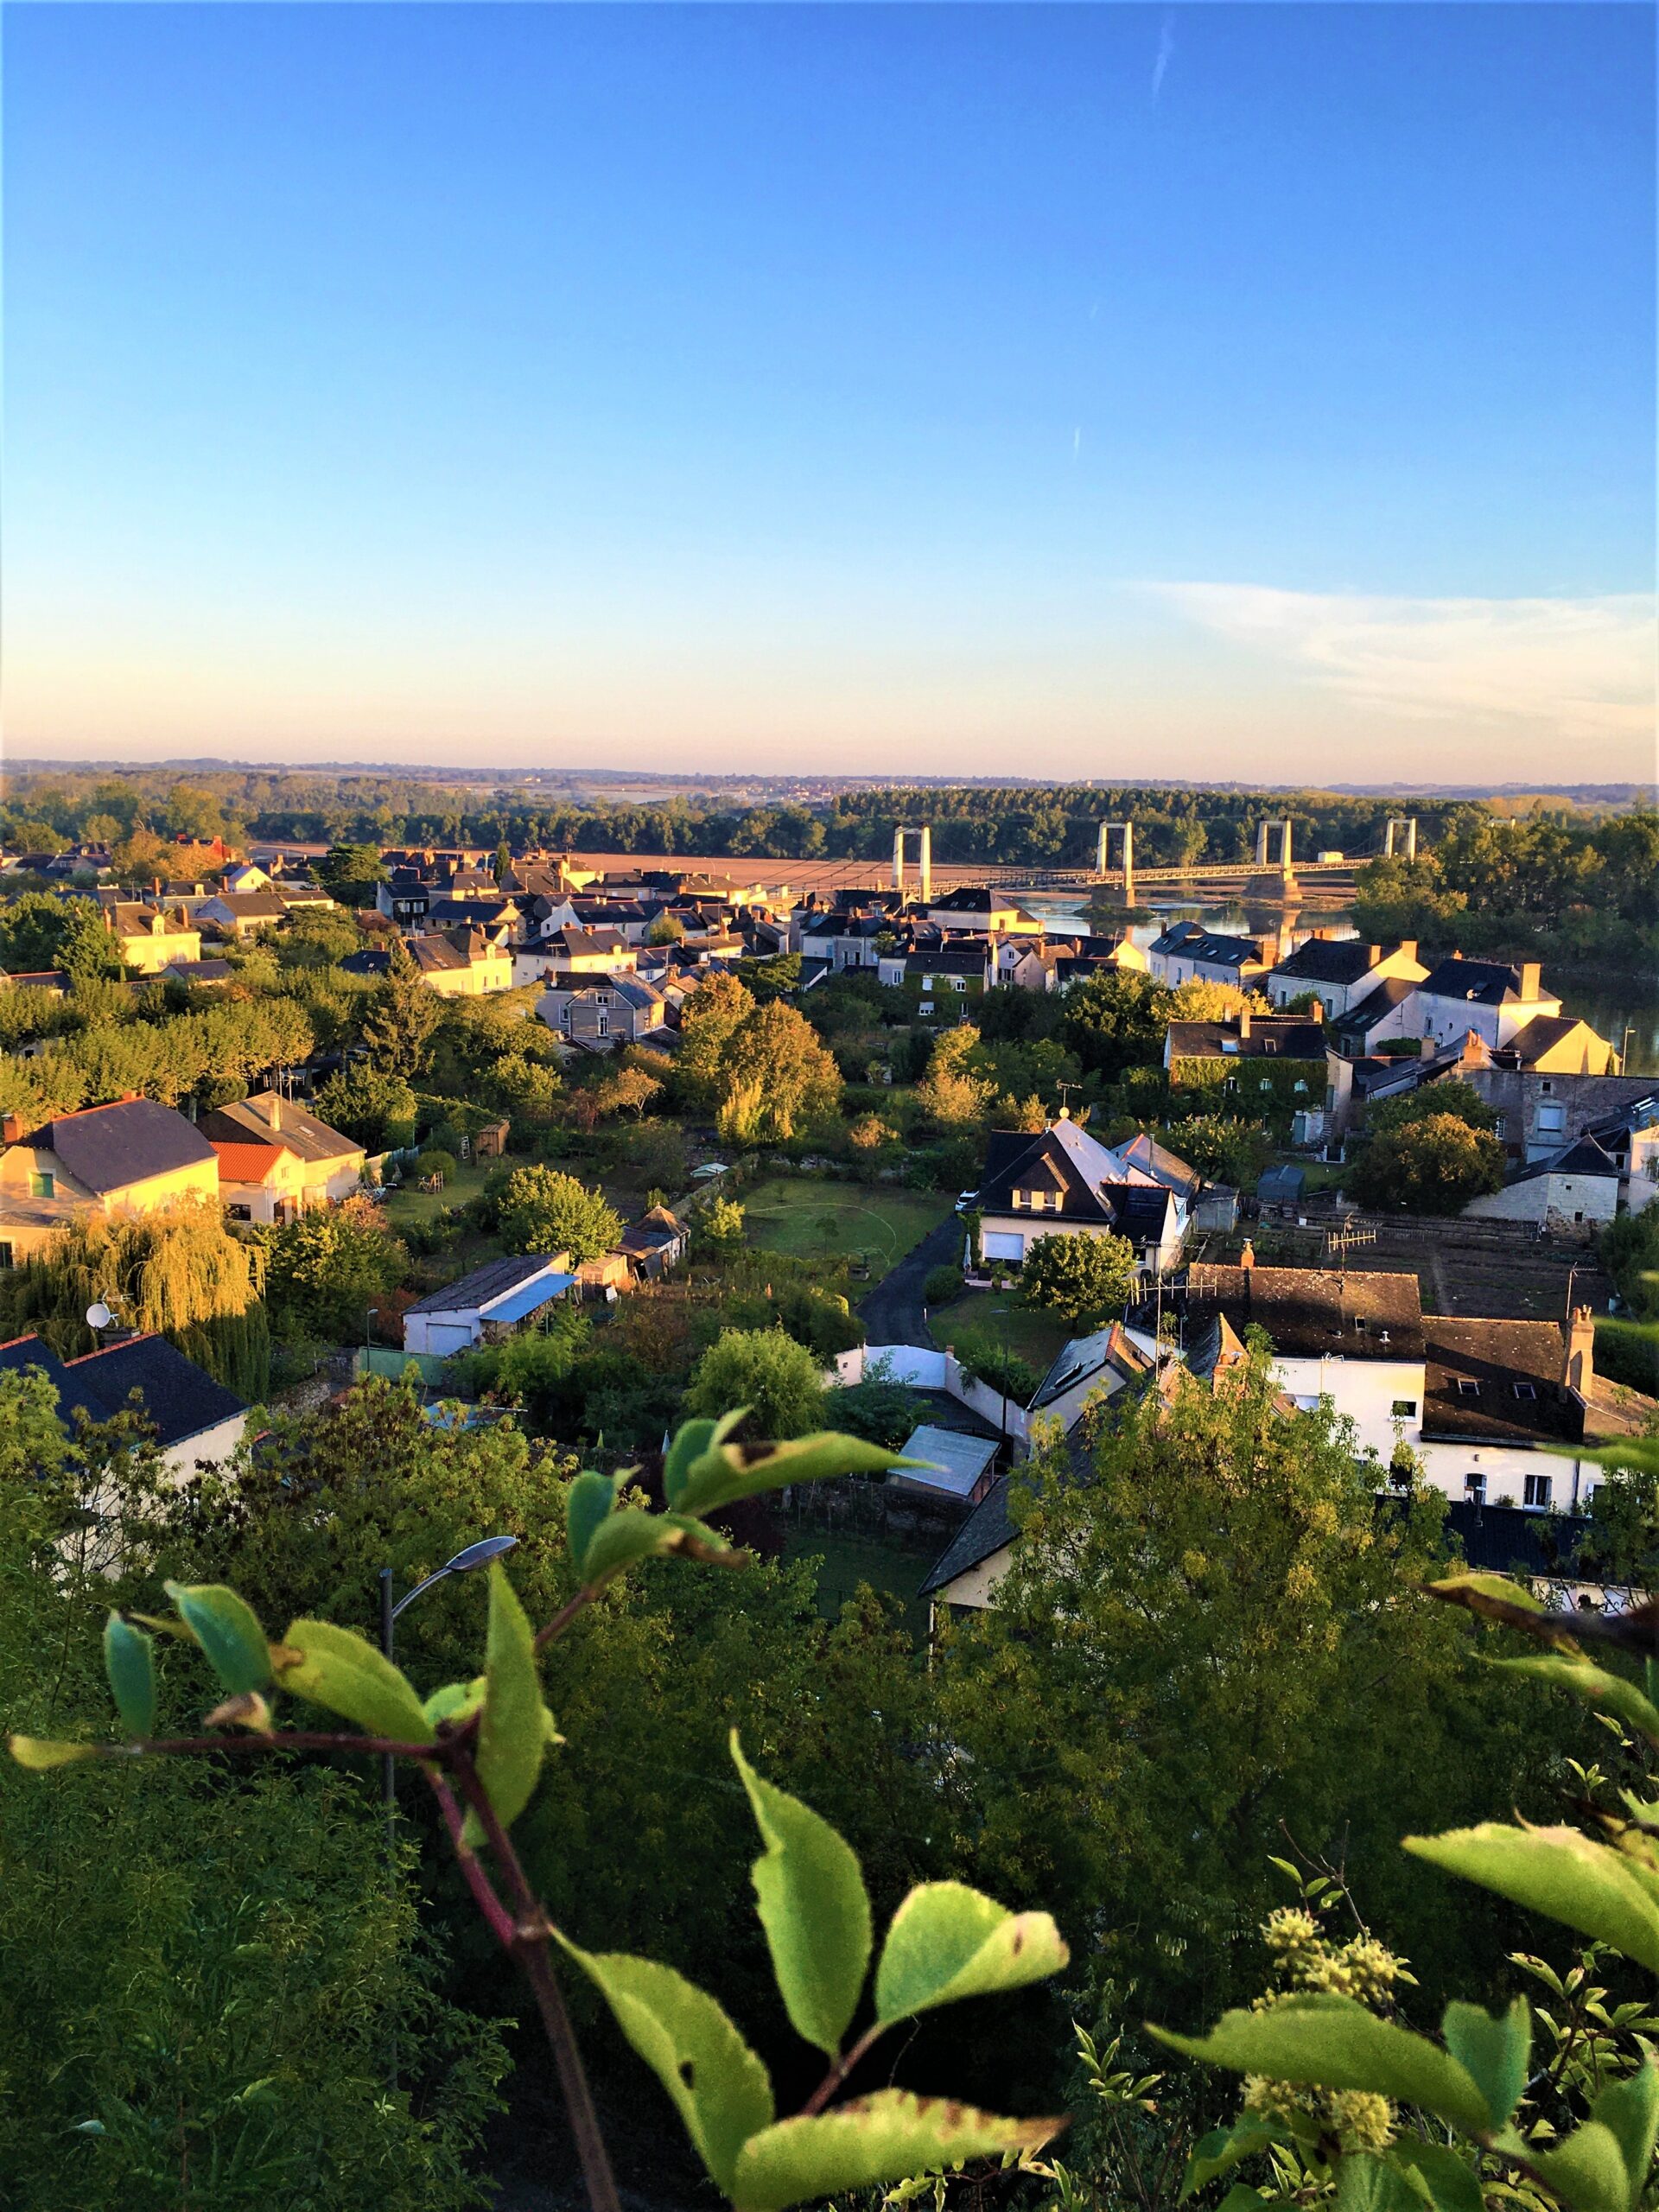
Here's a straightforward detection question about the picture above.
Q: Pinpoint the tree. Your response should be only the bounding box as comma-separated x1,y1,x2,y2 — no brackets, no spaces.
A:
1349,1111,1505,1214
592,1065,663,1120
314,1064,418,1153
721,1001,842,1142
0,1199,269,1395
934,1351,1563,2022
684,1327,827,1438
317,842,389,905
497,1166,621,1262
1167,979,1271,1020
264,1197,409,1345
1367,1078,1497,1138
0,893,115,984
696,1195,747,1255
675,975,755,1109
359,935,441,1077
1020,1230,1139,1328
744,953,801,1003
645,912,684,945
917,1026,996,1129
1061,971,1173,1079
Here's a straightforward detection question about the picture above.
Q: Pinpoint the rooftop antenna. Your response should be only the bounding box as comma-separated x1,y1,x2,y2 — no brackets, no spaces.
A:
1055,1080,1081,1122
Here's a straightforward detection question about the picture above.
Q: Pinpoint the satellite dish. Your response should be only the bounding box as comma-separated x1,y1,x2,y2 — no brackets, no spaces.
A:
86,1302,112,1332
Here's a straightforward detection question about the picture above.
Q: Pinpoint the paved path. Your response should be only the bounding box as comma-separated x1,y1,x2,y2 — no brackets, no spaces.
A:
856,1216,961,1350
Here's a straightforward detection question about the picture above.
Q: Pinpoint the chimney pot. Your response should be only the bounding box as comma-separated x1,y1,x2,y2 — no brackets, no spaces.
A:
1564,1305,1596,1396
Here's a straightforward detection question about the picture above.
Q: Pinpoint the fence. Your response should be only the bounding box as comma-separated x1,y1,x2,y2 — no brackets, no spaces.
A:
831,1343,1030,1446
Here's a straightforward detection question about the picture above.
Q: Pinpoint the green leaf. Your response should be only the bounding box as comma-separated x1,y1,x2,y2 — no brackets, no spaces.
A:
8,1735,103,1770
728,2088,1064,2212
556,1939,773,2196
465,1565,545,1845
1388,2139,1485,2212
874,1880,1070,2026
163,1581,271,1694
423,1677,486,1727
1526,2121,1631,2212
578,1505,735,1586
1405,1827,1659,1974
1494,1657,1659,1748
1425,1572,1547,1614
1592,2062,1659,2198
677,1429,927,1519
1184,2117,1288,2196
1149,1997,1492,2135
1337,2152,1430,2212
565,1471,617,1577
274,1619,435,1745
662,1415,721,1508
730,1731,872,2056
103,1614,156,1739
1440,1998,1530,2129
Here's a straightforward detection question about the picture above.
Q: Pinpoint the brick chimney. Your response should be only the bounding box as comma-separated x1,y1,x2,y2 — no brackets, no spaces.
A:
1238,1007,1252,1040
1518,962,1542,1001
1239,1240,1255,1272
1,1109,26,1145
1562,1306,1595,1397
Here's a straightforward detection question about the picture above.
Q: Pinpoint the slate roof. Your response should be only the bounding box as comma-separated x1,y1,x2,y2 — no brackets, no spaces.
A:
1030,1321,1154,1410
549,927,631,957
973,1120,1180,1249
1116,1131,1200,1196
1421,1318,1584,1446
405,1253,574,1317
200,1091,360,1166
41,1098,217,1197
1271,939,1389,987
1332,976,1421,1038
1507,1134,1622,1185
205,892,288,921
918,1472,1018,1596
0,1331,245,1447
1166,1019,1326,1060
1508,1016,1607,1067
410,927,504,974
903,950,987,976
340,949,392,976
1149,924,1267,969
1183,1262,1425,1361
1418,958,1550,1007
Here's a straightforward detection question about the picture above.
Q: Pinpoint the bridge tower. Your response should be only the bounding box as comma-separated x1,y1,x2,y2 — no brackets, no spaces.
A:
1096,821,1135,906
1249,818,1298,899
892,824,932,902
1383,817,1418,861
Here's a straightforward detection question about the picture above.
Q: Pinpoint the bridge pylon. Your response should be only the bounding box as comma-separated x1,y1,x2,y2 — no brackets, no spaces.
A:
1383,817,1418,861
1096,821,1135,906
892,824,932,902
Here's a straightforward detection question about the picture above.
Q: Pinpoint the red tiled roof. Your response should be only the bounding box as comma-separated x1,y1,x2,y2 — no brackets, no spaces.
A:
210,1140,293,1184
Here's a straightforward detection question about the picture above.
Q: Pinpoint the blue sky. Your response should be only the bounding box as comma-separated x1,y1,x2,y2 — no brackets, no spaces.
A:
6,2,1654,781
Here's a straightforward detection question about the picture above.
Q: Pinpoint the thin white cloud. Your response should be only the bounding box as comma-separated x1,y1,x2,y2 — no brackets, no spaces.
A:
1151,12,1175,100
1145,582,1657,742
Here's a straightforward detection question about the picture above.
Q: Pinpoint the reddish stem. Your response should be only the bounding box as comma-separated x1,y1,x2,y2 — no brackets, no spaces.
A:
423,1764,518,1948
534,1584,597,1654
799,2022,885,2118
137,1731,439,1758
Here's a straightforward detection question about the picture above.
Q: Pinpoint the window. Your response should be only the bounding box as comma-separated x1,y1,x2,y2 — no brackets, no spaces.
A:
1457,1378,1480,1397
0,1243,11,1270
951,977,967,992
1220,1039,1239,1056
1513,1382,1537,1401
1465,1472,1487,1503
1536,1102,1566,1135
29,1171,54,1199
918,1001,934,1018
1294,1079,1308,1094
1523,1472,1553,1510
1391,1398,1418,1419
228,1204,252,1223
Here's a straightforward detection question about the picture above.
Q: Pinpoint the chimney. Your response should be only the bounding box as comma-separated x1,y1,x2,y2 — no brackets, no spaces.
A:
270,1096,282,1131
2,1110,25,1145
1398,940,1417,963
1365,944,1382,968
1238,1007,1251,1039
1238,1240,1255,1272
1563,1306,1595,1397
1518,962,1542,1001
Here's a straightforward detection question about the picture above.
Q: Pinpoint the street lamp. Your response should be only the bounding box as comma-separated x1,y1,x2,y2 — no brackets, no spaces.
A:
364,1306,378,1373
378,1535,520,1829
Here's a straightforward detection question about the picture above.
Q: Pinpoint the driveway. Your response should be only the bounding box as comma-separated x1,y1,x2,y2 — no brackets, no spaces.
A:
856,1215,962,1350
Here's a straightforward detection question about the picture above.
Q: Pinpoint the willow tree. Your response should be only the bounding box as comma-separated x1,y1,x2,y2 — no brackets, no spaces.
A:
0,1200,269,1397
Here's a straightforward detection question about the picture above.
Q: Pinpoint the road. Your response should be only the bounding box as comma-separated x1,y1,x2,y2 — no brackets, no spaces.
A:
856,1216,962,1349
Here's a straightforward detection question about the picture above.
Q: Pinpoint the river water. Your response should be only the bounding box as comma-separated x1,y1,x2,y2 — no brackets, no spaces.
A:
1016,893,1659,1075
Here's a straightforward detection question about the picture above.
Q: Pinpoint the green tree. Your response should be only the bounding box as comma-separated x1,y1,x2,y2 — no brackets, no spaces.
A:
917,1025,997,1129
645,912,685,944
497,1166,621,1262
264,1196,408,1344
1350,1112,1506,1214
0,892,116,984
1367,1078,1498,1138
1020,1230,1139,1328
318,842,390,904
359,935,441,1077
1061,971,1173,1080
315,1063,419,1152
684,1327,827,1438
697,1194,747,1255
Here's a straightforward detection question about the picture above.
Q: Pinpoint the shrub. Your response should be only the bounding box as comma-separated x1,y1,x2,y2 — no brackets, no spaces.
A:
416,1147,458,1185
924,1262,963,1307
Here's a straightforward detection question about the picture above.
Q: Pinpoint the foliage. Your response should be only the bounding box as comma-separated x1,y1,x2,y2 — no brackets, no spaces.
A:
1167,979,1272,1020
923,1264,963,1308
1061,972,1173,1081
1369,1080,1499,1139
417,1145,459,1184
823,1360,919,1450
679,980,842,1142
497,1166,622,1262
1160,1112,1269,1188
0,891,117,983
949,1331,1041,1405
1020,1231,1139,1329
314,1063,419,1152
317,841,390,903
359,935,442,1077
451,1308,594,1427
700,1195,748,1255
915,1027,996,1130
0,1199,269,1395
645,912,685,944
9,1409,1069,2212
264,1197,408,1345
1601,1209,1659,1325
1350,1112,1506,1215
685,1330,828,1440
6,995,315,1118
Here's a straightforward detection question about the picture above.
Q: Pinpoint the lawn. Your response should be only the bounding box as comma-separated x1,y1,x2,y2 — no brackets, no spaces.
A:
741,1178,950,1282
782,1529,935,1644
382,1158,495,1230
926,1288,1072,1375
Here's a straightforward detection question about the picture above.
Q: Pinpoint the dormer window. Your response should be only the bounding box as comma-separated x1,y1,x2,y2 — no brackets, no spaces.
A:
1513,1382,1537,1402
1457,1379,1480,1398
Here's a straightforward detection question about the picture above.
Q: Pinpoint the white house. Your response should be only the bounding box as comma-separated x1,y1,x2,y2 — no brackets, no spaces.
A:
0,1330,248,1486
403,1253,577,1357
1462,1135,1624,1241
966,1116,1190,1277
1264,937,1427,1018
1146,922,1271,991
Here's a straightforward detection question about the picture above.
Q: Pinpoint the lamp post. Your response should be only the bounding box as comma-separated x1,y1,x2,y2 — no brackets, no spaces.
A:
364,1306,378,1374
378,1535,520,1835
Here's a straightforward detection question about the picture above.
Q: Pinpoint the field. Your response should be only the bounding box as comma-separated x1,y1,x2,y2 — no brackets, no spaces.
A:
740,1178,951,1281
927,1288,1072,1375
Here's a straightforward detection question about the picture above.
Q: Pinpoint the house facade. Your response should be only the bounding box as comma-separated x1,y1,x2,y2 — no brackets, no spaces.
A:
0,1098,221,1264
967,1115,1190,1276
1264,937,1427,1018
200,1090,366,1207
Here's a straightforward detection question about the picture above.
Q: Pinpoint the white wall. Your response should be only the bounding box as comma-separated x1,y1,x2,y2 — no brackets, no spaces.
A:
1465,1172,1618,1237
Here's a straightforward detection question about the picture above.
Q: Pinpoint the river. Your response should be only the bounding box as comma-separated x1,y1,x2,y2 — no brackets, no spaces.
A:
1016,893,1659,1076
